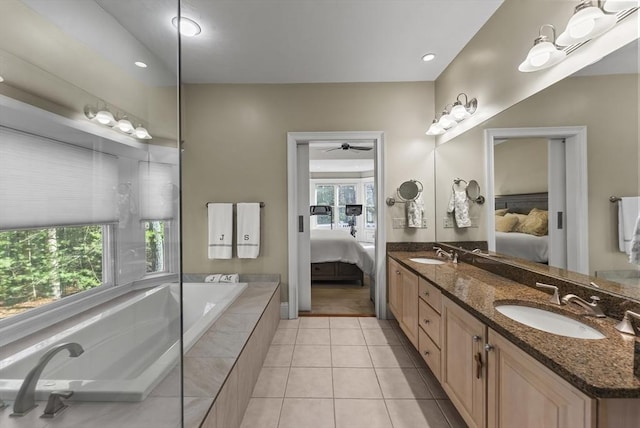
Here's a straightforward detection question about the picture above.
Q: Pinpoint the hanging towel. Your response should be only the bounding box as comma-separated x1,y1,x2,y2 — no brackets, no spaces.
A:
237,202,260,258
629,215,640,265
406,195,424,228
208,203,233,259
618,197,640,254
448,189,471,228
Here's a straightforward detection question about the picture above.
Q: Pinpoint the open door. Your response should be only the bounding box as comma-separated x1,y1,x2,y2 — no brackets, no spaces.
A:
297,143,311,311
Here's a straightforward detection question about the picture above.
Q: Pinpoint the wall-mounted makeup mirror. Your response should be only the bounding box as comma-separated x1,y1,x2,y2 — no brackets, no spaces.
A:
466,180,485,204
386,179,423,206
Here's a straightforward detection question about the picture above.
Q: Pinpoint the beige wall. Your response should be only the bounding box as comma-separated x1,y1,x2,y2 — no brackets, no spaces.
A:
494,138,548,195
435,74,639,275
182,82,436,300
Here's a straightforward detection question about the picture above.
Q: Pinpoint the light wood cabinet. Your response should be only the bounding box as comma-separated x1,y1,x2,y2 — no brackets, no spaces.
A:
486,328,594,428
400,269,419,347
419,298,440,347
442,297,487,428
419,277,442,313
388,258,402,319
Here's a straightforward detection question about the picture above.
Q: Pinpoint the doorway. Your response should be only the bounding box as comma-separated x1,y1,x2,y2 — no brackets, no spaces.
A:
485,127,589,274
287,131,386,319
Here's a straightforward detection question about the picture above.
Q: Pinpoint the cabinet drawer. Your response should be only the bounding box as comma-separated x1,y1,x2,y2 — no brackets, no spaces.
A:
419,327,441,381
419,277,442,313
419,298,441,347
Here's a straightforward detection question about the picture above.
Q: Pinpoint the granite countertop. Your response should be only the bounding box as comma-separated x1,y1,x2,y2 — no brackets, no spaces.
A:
388,250,640,399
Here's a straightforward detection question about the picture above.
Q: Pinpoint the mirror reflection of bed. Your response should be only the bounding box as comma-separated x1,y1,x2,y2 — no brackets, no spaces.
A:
306,140,376,316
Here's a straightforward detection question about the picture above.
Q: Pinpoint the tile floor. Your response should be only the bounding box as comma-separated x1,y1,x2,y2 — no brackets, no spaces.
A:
240,316,468,428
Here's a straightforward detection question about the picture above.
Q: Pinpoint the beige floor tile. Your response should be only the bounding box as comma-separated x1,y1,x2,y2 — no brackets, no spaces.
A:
375,368,433,399
285,367,333,398
252,367,290,397
405,343,429,368
331,345,372,367
264,345,294,367
329,317,362,329
437,399,469,428
296,328,331,345
359,318,391,329
368,345,415,368
278,319,300,329
362,328,401,346
385,399,450,428
418,368,449,399
292,345,332,367
272,328,298,345
334,399,392,428
278,398,335,428
299,317,330,329
330,328,366,345
240,398,283,428
332,368,382,399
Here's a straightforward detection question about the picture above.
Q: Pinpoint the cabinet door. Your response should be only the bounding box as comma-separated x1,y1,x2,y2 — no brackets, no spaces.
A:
387,258,402,319
442,297,486,428
487,329,594,428
400,268,419,347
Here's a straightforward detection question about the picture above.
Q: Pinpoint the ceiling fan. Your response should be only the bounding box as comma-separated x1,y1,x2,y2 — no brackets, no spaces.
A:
325,142,373,152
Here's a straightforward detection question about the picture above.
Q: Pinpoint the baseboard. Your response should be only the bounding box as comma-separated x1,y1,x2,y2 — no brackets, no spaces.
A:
280,302,290,319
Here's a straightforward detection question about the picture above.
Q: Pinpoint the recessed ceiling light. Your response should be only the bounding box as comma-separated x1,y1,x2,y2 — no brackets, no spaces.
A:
421,53,436,62
171,16,202,37
134,61,148,68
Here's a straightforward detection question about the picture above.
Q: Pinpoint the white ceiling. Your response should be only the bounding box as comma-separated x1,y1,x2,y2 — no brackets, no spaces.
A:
309,141,374,173
70,0,503,85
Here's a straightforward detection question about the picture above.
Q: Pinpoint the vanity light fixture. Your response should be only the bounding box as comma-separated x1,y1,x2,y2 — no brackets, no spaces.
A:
450,93,478,121
556,0,616,46
421,53,436,62
115,117,134,133
518,24,566,72
437,105,458,130
95,110,116,126
425,119,445,136
134,125,152,140
172,16,202,37
84,104,153,140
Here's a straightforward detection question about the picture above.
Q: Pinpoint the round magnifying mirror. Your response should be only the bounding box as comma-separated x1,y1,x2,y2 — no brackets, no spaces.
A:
398,180,421,201
466,180,485,204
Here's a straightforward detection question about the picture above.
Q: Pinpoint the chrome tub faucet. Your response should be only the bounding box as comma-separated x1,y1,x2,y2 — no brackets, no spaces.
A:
561,294,606,318
11,342,84,417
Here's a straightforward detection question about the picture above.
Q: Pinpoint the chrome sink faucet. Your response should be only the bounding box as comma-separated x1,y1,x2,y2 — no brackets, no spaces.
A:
11,342,84,417
561,294,606,318
433,247,458,263
535,282,561,305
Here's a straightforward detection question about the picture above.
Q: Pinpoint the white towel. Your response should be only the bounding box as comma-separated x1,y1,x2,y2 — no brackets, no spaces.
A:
219,273,240,283
618,197,640,254
629,215,640,265
406,196,424,228
208,203,233,259
447,189,471,228
204,274,221,283
237,202,260,258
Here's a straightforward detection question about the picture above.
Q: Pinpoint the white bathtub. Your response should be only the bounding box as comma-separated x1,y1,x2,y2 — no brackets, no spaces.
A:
0,282,247,402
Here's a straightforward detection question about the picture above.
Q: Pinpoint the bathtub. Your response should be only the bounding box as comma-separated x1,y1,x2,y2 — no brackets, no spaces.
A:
0,282,247,402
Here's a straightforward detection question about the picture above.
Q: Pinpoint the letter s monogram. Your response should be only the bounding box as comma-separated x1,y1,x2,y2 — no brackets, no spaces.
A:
244,234,250,241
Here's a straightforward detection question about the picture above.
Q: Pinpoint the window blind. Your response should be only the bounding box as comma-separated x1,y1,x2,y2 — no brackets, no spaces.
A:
0,127,118,230
138,161,175,220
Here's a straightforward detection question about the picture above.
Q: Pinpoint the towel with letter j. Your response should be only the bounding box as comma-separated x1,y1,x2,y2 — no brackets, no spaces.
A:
208,203,233,259
618,197,640,255
237,202,261,258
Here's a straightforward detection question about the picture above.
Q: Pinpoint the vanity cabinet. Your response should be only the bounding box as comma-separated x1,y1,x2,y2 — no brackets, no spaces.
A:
388,258,402,318
486,328,594,428
441,296,487,428
387,258,419,347
418,277,442,380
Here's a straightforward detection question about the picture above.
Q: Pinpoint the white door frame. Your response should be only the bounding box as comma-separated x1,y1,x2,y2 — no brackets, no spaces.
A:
484,126,589,274
287,131,386,319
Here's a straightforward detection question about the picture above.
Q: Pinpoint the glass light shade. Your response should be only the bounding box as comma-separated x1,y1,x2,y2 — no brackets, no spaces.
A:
172,16,202,37
134,126,152,139
438,113,457,130
426,121,445,136
556,6,616,45
116,119,134,133
518,41,566,72
95,110,115,126
450,104,470,121
602,0,639,12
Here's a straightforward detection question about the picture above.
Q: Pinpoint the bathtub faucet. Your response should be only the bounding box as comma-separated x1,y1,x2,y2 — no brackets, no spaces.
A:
11,342,84,417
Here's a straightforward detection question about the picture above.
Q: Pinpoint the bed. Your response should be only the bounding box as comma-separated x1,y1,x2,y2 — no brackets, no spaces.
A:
310,229,375,284
495,193,549,263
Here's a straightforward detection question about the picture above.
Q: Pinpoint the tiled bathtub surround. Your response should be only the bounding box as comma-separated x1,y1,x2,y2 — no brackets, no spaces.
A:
388,251,640,398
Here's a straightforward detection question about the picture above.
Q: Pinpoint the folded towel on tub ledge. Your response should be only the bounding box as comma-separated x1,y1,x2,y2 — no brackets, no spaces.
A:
204,273,239,283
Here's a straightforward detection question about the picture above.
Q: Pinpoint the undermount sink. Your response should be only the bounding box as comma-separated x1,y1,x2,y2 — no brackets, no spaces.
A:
409,258,446,265
495,304,606,340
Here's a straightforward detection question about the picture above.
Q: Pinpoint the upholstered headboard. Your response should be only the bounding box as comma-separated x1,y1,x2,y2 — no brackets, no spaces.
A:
494,192,548,214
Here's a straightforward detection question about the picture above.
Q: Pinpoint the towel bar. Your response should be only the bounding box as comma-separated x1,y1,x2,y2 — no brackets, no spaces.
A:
610,196,622,203
206,202,265,208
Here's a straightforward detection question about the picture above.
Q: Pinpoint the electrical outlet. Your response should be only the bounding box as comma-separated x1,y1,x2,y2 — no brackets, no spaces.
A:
392,218,406,229
421,218,428,228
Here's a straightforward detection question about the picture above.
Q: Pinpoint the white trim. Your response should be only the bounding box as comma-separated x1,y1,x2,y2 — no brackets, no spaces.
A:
484,126,589,274
287,131,386,319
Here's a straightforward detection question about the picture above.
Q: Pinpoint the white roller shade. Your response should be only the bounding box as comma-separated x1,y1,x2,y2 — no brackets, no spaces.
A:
139,161,175,220
0,127,118,230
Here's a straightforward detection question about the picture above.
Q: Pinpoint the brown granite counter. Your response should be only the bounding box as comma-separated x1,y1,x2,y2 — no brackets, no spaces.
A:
388,250,640,399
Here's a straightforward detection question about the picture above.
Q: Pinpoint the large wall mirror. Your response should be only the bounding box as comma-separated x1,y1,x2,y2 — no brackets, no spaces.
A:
434,38,639,301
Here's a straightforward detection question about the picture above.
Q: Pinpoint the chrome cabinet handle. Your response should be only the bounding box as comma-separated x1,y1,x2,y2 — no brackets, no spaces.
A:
485,343,495,352
423,319,430,324
472,335,481,342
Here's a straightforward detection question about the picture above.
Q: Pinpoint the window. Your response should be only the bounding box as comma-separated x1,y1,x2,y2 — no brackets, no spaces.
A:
145,221,166,273
314,184,357,229
364,181,376,229
0,224,110,319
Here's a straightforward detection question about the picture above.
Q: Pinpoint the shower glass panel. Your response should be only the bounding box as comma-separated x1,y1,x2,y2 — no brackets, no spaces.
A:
0,0,182,426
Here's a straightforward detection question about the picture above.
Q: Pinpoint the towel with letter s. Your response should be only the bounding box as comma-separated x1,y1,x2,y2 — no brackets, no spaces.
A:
208,203,233,259
237,202,260,258
618,197,640,254
447,189,471,228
